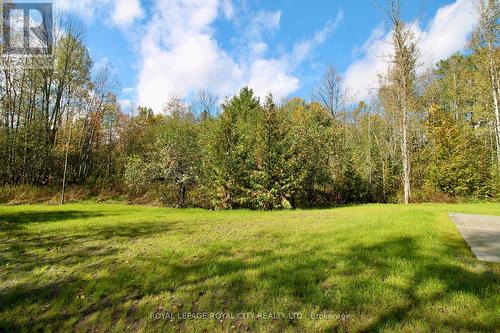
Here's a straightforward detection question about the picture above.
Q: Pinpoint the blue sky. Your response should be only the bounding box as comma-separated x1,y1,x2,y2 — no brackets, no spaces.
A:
56,0,478,113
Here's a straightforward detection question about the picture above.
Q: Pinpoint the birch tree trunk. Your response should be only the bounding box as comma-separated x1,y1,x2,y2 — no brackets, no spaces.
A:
402,104,410,204
490,46,500,173
491,70,500,172
476,0,500,175
387,0,417,204
61,117,73,205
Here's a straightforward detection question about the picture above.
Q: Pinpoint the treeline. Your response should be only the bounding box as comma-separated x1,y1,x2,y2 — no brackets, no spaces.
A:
125,90,383,209
0,0,499,209
0,24,120,189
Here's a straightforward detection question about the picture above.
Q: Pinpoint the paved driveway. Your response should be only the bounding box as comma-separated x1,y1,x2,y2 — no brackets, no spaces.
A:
448,213,500,263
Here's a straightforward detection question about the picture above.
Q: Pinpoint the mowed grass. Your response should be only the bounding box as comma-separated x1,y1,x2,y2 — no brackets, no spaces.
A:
0,203,499,332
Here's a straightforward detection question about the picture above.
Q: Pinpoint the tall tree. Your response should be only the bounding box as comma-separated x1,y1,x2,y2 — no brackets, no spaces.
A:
206,88,260,209
385,0,419,204
471,0,500,173
251,94,294,209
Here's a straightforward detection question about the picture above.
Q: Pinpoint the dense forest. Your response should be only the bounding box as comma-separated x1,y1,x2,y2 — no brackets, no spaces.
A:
0,0,499,209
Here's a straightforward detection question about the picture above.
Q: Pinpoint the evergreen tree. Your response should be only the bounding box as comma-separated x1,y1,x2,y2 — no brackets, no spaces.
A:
250,94,294,209
206,88,260,209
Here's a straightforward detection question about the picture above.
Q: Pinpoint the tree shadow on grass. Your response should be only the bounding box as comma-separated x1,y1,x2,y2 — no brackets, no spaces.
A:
0,218,187,278
1,224,499,332
0,211,107,231
323,236,500,332
148,235,499,331
0,207,190,276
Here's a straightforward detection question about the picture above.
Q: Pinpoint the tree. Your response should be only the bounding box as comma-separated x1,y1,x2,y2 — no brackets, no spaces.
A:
75,65,118,184
150,110,200,207
205,88,260,209
194,90,219,120
251,94,294,209
286,98,336,207
313,66,349,118
384,0,419,204
426,104,491,197
2,3,500,209
58,30,93,203
471,0,500,174
162,95,191,117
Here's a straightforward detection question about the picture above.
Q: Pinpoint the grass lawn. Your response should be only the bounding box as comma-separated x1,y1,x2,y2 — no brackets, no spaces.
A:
0,203,499,332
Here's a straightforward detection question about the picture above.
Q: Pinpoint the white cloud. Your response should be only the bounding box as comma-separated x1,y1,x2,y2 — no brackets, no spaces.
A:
233,9,282,60
222,0,234,19
112,0,144,27
419,0,477,65
122,87,136,95
136,0,341,113
345,0,478,101
55,0,143,27
244,14,344,99
55,0,340,112
118,98,132,110
136,0,242,112
248,59,299,98
56,0,102,21
344,25,393,100
247,10,282,38
291,11,344,64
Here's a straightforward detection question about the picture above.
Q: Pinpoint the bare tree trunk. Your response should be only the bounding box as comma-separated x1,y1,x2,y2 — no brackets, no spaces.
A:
452,72,459,120
491,71,500,173
489,40,500,174
402,104,410,204
61,117,73,205
178,182,186,208
387,0,416,205
382,159,387,200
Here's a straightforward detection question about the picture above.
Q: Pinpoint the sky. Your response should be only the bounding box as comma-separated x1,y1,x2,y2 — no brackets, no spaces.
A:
54,0,479,113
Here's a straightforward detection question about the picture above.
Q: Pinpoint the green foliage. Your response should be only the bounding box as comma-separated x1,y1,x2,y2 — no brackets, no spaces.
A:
337,158,369,204
286,100,336,206
124,104,201,207
0,28,120,187
250,95,294,209
124,156,147,197
150,111,201,207
204,88,260,209
426,104,492,198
